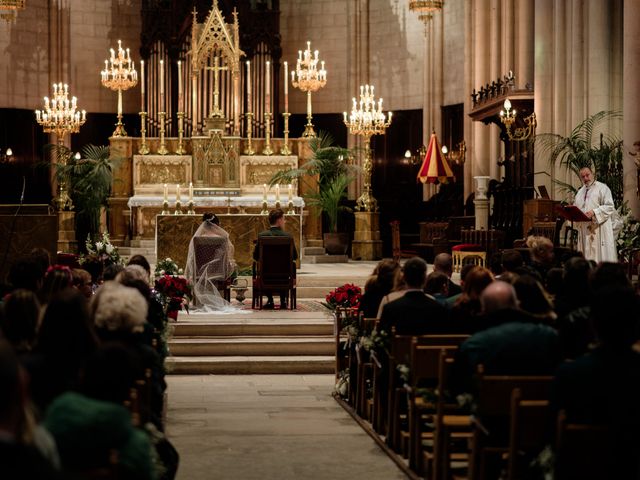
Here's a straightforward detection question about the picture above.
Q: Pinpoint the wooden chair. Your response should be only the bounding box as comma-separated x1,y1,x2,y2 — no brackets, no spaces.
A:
468,369,553,480
505,388,550,480
390,220,418,262
193,236,232,302
252,236,297,309
554,411,609,480
412,221,449,262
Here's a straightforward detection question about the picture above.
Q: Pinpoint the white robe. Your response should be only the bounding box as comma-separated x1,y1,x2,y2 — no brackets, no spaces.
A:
574,180,617,263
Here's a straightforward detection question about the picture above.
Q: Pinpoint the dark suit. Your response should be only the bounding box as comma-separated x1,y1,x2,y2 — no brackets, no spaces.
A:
253,226,298,305
447,279,462,297
379,290,448,336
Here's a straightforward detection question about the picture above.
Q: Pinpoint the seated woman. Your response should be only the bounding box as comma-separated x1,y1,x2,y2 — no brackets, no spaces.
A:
184,213,239,313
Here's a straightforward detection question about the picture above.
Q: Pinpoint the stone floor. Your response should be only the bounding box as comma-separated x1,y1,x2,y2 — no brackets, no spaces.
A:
166,374,407,479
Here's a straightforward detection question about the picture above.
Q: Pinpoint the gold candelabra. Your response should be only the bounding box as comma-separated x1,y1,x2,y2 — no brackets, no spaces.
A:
291,41,327,138
262,112,273,155
0,0,25,22
157,112,168,155
35,82,87,211
409,0,443,27
499,98,537,142
101,40,138,137
281,112,292,155
441,140,466,165
138,111,149,154
343,84,392,212
176,111,186,155
244,112,255,155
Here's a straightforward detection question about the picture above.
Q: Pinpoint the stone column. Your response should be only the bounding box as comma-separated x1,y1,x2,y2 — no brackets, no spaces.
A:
516,0,534,89
570,0,586,128
472,0,490,180
623,0,640,216
489,0,501,181
463,0,474,200
553,0,570,191
587,0,611,114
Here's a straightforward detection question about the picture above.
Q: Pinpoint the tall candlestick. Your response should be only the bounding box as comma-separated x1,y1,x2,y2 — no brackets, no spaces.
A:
246,61,252,113
288,184,292,202
188,181,193,201
265,60,271,114
284,61,289,112
275,183,280,202
140,60,145,112
263,183,267,201
176,183,181,202
177,60,183,112
159,60,165,109
163,183,168,201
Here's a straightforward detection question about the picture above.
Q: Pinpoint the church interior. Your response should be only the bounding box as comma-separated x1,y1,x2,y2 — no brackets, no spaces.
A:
1,0,639,479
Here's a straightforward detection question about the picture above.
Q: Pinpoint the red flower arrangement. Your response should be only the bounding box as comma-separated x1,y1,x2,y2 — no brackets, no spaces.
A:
154,274,193,320
324,283,362,310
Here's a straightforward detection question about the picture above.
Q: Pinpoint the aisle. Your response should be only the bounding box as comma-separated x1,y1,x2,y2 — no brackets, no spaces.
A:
166,375,407,479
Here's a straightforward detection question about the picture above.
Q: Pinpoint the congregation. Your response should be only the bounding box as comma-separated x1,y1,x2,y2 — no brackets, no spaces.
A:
0,249,177,479
345,245,640,479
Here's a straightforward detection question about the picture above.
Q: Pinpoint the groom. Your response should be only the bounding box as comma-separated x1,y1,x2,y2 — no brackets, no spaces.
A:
253,208,298,309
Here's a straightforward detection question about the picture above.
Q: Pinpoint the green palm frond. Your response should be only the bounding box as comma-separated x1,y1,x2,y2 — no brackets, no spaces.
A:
306,174,353,233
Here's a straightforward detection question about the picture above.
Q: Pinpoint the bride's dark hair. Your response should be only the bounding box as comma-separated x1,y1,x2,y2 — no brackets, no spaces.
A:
202,212,220,225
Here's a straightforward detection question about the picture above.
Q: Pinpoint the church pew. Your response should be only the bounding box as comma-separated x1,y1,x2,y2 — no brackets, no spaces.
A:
355,317,379,419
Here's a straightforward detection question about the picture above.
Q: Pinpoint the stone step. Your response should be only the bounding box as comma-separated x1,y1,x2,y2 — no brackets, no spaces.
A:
305,239,324,248
302,246,326,256
166,355,334,375
130,239,155,248
169,336,333,356
172,320,333,338
301,254,349,264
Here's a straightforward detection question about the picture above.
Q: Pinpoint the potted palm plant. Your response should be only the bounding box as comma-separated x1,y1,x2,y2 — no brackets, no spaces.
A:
269,131,357,254
49,144,119,249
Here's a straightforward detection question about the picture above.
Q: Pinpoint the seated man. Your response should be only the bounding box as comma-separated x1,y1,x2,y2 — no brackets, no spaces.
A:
433,253,462,297
185,213,238,311
253,208,298,310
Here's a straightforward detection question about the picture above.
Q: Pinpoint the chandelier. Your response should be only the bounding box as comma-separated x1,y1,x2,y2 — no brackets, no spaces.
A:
0,0,25,22
343,85,392,212
35,83,86,141
408,0,443,23
499,98,537,142
291,41,327,137
101,40,138,137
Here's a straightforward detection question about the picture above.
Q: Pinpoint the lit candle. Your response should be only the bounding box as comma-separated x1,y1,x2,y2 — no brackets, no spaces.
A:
284,61,288,113
176,183,180,202
159,59,165,110
265,60,271,114
163,183,168,201
140,60,145,112
246,61,252,113
288,184,292,202
177,60,183,112
275,183,280,202
189,181,193,201
263,183,267,201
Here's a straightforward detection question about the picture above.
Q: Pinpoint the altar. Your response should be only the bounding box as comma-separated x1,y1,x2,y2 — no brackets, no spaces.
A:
156,213,302,272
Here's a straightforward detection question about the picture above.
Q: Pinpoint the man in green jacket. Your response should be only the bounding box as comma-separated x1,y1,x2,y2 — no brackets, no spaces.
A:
253,208,298,309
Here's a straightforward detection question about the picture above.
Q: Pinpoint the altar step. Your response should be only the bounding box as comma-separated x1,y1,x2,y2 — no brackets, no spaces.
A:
166,317,334,374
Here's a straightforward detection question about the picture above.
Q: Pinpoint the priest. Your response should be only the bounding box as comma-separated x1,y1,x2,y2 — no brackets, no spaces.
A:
574,166,617,262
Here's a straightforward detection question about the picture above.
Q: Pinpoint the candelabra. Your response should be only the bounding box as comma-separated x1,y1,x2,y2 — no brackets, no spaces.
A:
244,112,255,155
499,98,537,142
101,40,138,137
35,83,87,211
291,41,327,138
261,200,268,215
138,112,149,154
441,140,466,165
161,200,170,215
176,112,186,155
0,0,25,23
343,84,392,212
187,200,195,215
262,112,273,155
409,0,443,28
157,112,168,155
281,112,292,155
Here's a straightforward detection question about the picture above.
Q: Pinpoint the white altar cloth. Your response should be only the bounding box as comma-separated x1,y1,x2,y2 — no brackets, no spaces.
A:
127,195,305,208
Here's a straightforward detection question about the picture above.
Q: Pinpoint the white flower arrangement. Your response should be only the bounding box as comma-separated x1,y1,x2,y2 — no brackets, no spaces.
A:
154,257,184,277
80,231,122,265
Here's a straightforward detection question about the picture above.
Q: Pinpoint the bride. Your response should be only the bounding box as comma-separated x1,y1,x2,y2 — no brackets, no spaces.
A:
184,213,241,313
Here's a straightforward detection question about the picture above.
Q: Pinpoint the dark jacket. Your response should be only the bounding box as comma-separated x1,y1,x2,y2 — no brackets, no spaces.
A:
253,227,298,261
379,290,448,336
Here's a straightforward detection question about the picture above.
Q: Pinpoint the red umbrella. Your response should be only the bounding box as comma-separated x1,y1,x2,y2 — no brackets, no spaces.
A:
416,131,455,184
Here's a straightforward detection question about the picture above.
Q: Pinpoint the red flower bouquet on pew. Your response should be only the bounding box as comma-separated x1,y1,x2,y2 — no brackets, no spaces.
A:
154,274,192,320
324,283,362,311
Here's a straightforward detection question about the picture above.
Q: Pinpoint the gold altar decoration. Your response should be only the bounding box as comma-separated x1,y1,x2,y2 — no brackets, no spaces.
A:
343,84,392,212
192,132,240,188
499,98,537,142
240,155,298,192
190,2,245,136
0,0,25,22
101,40,138,137
263,112,273,155
133,155,192,194
35,83,87,211
292,41,327,138
442,140,466,165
